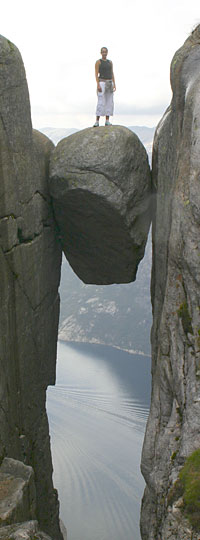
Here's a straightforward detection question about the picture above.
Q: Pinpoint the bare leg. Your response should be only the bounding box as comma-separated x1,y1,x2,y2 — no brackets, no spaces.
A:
93,116,100,127
105,116,112,126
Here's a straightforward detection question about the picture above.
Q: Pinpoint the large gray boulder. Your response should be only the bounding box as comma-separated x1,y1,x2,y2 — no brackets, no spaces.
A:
0,521,52,540
0,459,58,539
49,126,151,284
0,458,36,526
0,36,62,539
140,24,200,540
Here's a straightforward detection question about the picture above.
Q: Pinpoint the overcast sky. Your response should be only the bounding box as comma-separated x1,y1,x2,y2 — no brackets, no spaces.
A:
2,0,200,130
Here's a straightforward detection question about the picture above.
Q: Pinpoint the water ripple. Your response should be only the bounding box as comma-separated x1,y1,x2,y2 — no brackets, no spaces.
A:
47,342,150,540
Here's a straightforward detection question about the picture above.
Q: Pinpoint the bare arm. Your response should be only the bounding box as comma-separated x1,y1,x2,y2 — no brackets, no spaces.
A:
95,60,102,92
111,62,116,91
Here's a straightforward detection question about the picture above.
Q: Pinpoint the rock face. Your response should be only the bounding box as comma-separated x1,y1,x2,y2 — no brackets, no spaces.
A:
140,25,200,539
0,35,152,540
0,458,52,539
4,25,200,540
0,522,52,540
49,126,151,284
0,36,62,539
0,458,36,526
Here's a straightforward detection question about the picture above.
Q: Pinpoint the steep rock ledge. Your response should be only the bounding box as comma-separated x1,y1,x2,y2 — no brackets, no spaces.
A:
141,25,200,539
0,457,52,539
0,36,62,539
49,126,152,284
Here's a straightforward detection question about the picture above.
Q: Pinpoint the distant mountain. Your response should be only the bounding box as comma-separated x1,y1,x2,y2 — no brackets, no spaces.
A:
59,236,152,356
128,125,155,142
41,124,154,355
40,126,79,144
128,126,155,162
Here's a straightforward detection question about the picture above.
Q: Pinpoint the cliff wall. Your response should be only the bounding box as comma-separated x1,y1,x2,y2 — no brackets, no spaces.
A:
0,36,62,538
0,34,151,539
141,25,200,539
2,24,200,540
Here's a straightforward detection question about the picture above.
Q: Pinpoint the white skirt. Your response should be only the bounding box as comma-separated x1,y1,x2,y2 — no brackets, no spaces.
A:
96,81,114,116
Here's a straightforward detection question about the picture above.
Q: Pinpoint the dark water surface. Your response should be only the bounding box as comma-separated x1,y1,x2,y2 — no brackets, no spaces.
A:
47,341,151,540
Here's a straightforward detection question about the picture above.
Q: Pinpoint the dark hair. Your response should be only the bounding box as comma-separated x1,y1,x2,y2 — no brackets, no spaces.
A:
101,47,108,53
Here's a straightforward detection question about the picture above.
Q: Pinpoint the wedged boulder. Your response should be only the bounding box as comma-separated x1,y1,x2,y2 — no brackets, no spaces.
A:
49,126,152,284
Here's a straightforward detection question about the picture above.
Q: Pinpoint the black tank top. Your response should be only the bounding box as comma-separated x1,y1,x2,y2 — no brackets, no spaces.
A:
99,59,112,80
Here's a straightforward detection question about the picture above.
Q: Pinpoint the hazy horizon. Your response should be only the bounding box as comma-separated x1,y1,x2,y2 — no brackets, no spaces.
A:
2,0,200,130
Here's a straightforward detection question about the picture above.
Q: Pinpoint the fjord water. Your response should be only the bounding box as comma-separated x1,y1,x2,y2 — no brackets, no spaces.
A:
47,341,151,540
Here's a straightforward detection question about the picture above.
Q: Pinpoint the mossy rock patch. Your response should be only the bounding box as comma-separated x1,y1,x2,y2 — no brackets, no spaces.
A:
179,448,200,530
168,449,200,531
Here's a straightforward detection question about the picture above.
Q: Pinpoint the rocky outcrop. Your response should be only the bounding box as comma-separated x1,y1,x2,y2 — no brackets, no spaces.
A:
140,25,200,539
0,458,52,539
49,126,151,284
0,458,36,526
0,522,52,540
0,36,62,539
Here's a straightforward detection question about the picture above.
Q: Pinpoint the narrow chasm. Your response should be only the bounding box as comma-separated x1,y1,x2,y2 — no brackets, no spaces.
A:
45,123,153,540
47,233,152,540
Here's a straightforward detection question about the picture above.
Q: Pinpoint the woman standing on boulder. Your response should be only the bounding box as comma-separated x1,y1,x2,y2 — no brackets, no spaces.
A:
93,47,116,127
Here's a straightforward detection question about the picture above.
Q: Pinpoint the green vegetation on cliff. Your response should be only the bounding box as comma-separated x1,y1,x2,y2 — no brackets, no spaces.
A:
168,449,200,531
179,449,200,530
177,301,193,335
